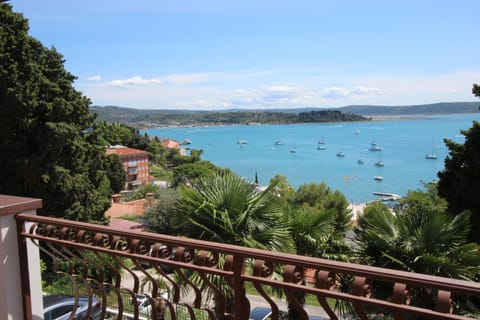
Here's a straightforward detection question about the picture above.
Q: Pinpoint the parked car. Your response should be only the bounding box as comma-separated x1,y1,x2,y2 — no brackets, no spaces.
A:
43,295,102,320
249,307,328,320
131,292,169,315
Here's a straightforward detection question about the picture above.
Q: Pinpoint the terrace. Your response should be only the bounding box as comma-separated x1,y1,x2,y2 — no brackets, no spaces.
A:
2,194,479,320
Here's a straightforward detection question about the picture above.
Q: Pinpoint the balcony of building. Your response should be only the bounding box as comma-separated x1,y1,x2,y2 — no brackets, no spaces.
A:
1,194,479,320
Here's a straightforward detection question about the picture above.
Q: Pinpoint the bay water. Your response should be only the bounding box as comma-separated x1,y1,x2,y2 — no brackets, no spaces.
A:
143,113,480,203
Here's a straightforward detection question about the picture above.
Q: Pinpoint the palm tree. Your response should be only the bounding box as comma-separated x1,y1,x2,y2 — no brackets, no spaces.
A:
174,171,294,252
355,189,480,310
173,171,295,318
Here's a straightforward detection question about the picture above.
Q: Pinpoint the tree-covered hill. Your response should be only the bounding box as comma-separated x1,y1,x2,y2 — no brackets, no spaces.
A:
340,102,479,115
90,106,367,127
90,101,479,127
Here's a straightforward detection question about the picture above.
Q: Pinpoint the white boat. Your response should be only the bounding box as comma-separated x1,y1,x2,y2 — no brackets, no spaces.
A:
336,151,345,157
317,145,327,150
369,141,382,151
237,140,248,145
274,140,283,146
374,176,383,181
375,151,384,166
355,128,361,135
375,160,384,167
425,140,437,159
318,133,326,145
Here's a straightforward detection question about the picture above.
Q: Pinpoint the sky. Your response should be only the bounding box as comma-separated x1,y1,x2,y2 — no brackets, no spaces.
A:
10,0,480,110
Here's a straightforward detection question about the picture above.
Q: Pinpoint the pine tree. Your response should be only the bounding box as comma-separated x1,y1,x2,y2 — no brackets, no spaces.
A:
0,4,117,222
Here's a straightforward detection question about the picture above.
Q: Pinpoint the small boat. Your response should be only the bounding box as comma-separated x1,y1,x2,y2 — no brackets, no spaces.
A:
369,141,382,151
375,160,384,167
336,151,345,157
355,128,361,135
357,151,364,164
289,148,297,153
317,145,327,150
318,133,326,145
180,139,192,145
274,140,283,146
237,140,248,145
374,176,383,181
375,152,384,166
425,139,437,159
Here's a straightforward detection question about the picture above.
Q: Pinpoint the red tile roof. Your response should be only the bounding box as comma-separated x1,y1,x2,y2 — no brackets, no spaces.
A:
106,147,148,157
105,199,147,218
108,218,146,232
161,139,180,149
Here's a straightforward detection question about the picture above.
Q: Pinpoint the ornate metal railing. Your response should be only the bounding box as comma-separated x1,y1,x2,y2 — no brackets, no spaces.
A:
16,213,480,320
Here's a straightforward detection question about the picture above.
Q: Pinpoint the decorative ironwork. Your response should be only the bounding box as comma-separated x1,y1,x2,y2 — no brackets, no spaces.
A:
15,213,480,320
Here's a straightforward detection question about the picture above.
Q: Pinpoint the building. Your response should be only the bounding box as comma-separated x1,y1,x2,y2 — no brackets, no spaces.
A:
161,138,180,149
106,145,150,190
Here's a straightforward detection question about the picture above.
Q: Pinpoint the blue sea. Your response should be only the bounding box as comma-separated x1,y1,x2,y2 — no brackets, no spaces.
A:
143,113,480,203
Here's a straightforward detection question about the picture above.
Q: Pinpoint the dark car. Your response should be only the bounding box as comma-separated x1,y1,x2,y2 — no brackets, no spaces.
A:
43,295,102,320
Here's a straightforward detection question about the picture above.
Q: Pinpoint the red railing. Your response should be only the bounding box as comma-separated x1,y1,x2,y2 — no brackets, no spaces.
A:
15,213,480,320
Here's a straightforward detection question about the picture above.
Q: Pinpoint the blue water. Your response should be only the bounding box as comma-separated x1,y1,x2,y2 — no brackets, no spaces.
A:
143,113,480,203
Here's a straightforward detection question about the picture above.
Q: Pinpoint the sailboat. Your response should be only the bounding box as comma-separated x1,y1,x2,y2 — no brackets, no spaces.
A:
425,140,437,159
318,133,326,145
374,151,384,167
355,128,361,135
369,137,382,151
357,152,364,164
336,145,345,157
290,140,297,153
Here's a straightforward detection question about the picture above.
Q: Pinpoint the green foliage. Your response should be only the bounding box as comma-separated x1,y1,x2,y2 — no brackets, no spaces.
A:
143,188,180,235
284,206,335,256
357,189,480,279
292,182,352,234
128,183,161,201
269,174,296,205
174,171,295,252
102,154,126,194
0,4,116,222
293,182,331,208
437,120,480,243
473,83,480,98
355,189,480,309
172,161,226,188
91,106,369,127
296,110,365,122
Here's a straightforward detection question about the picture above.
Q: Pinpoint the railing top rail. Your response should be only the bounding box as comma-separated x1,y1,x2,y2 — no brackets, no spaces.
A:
16,212,480,297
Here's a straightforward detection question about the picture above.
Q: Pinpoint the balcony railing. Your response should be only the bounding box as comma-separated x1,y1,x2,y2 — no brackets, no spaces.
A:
3,195,480,320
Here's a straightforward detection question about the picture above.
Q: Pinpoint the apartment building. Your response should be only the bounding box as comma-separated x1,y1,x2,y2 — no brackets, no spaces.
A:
106,145,150,190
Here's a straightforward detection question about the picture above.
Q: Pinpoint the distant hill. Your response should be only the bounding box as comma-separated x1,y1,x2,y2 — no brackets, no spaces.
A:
90,102,479,127
339,102,479,115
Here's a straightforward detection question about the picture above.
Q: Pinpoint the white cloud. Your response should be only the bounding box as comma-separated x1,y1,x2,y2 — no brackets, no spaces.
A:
87,75,102,81
321,87,349,99
321,86,380,99
163,73,218,85
108,76,162,87
79,68,480,110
